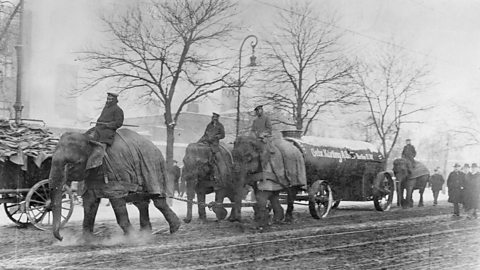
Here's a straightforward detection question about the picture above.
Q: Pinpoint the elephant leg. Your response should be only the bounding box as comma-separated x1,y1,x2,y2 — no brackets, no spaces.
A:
418,189,425,207
270,191,284,223
184,181,196,223
197,192,207,221
227,189,243,222
255,190,270,229
285,189,296,223
82,190,101,240
133,199,152,231
109,197,133,235
152,197,181,234
213,189,228,221
406,184,414,208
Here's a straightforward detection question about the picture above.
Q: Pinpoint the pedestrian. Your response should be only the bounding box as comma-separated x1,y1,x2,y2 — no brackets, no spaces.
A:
87,92,124,147
401,139,417,168
171,160,181,196
462,163,471,177
429,167,445,206
463,163,480,219
447,163,466,217
179,165,186,197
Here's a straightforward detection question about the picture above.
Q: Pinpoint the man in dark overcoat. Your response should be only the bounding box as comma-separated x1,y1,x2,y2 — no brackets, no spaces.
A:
198,113,226,182
401,139,417,168
447,163,466,217
429,167,445,206
94,92,124,146
198,112,225,152
171,160,182,196
463,163,480,219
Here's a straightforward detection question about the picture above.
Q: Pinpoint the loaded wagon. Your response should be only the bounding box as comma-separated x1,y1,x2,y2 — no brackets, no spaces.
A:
280,130,394,218
0,120,74,230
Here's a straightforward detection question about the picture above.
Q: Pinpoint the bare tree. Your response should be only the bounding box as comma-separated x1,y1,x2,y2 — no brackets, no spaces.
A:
354,47,431,168
257,1,356,135
79,0,238,166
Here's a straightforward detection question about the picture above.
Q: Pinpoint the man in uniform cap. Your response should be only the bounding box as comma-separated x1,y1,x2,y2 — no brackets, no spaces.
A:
401,138,417,168
250,105,274,174
251,105,272,139
198,112,225,151
91,92,124,146
198,112,226,181
447,163,466,217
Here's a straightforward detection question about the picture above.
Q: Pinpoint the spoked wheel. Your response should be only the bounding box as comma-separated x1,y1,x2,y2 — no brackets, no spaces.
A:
373,174,395,211
308,180,334,219
25,179,74,231
3,197,29,226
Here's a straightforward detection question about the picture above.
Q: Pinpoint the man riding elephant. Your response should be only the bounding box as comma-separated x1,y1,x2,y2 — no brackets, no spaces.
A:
401,139,416,168
86,92,124,147
198,113,226,181
250,105,274,172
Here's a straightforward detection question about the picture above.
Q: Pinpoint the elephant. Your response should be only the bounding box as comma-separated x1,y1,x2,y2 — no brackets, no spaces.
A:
49,129,181,241
182,142,244,223
232,136,307,229
392,158,429,208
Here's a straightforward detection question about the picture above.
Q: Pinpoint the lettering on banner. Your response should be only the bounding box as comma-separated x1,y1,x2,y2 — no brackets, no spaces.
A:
309,147,374,161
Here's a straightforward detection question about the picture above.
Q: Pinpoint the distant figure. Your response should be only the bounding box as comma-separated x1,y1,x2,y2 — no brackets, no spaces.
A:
463,163,480,219
179,166,186,197
401,139,416,168
447,163,466,217
462,163,471,177
429,167,445,206
171,160,181,196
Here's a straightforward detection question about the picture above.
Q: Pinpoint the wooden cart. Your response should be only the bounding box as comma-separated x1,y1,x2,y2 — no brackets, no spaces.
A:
0,121,74,230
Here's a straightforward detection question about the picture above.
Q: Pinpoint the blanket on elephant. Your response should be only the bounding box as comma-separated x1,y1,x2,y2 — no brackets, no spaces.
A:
258,138,307,191
409,161,429,180
88,129,169,198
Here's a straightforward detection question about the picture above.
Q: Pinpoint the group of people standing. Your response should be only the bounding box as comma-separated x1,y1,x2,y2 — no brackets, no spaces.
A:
445,163,480,219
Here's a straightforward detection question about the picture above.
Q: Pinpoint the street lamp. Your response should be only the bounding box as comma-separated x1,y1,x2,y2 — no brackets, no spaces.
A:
236,34,258,138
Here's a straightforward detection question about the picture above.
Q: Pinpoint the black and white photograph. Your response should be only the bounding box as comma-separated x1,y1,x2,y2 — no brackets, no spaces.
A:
0,0,479,269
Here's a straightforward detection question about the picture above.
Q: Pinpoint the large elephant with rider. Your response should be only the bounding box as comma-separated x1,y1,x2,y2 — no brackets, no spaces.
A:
49,129,180,241
391,158,429,208
232,136,307,228
181,142,244,223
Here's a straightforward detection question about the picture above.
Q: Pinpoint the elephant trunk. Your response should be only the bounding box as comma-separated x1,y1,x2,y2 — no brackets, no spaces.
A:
49,158,66,241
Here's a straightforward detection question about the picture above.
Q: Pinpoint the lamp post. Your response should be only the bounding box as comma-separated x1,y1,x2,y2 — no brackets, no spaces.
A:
236,35,258,138
13,0,24,125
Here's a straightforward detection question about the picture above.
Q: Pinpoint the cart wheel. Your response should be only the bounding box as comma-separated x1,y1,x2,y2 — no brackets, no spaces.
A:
373,174,395,211
25,179,74,231
308,180,333,219
4,199,29,226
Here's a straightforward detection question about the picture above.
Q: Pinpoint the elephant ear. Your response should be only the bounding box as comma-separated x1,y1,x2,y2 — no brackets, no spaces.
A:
86,141,105,170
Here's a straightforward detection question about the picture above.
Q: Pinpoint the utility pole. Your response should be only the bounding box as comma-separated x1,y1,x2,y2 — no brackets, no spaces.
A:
13,0,24,124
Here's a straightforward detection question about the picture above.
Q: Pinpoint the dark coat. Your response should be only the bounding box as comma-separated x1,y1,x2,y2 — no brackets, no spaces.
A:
251,114,272,138
447,170,465,203
463,172,480,210
198,121,225,147
96,102,124,145
401,144,416,160
429,173,445,192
